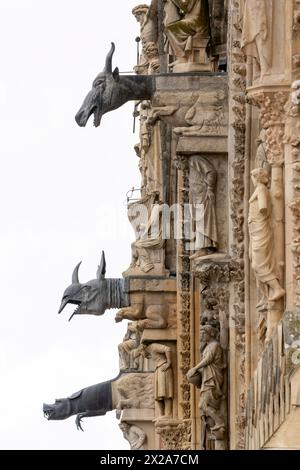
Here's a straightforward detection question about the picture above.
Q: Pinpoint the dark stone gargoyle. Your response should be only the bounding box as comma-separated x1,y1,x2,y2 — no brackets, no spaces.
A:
43,377,116,431
75,42,155,127
58,251,129,321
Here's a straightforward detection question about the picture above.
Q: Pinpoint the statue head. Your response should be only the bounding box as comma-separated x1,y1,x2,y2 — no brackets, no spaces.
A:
58,251,110,320
43,398,72,421
132,4,149,25
251,168,270,187
200,324,219,344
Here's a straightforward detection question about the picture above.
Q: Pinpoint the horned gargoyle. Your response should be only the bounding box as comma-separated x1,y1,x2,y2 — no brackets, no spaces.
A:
59,251,169,329
58,251,129,321
75,43,155,127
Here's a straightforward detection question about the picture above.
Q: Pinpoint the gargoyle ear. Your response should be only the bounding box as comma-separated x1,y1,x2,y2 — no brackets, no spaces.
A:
68,390,82,400
97,251,106,280
113,67,120,82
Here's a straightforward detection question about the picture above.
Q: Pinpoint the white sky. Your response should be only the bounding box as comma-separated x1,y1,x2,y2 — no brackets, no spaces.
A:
0,0,144,449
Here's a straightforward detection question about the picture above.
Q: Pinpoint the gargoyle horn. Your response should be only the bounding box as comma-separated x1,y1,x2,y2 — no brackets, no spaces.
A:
103,42,115,74
72,261,82,284
97,251,106,280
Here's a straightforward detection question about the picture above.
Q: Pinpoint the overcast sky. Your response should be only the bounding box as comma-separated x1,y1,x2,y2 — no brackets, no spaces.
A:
0,0,144,450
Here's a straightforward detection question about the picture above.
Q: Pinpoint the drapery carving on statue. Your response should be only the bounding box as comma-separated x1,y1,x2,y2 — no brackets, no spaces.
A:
174,90,226,136
119,422,146,450
126,192,165,275
255,129,271,176
115,373,154,419
118,322,143,371
187,324,226,448
248,168,285,308
164,0,211,65
241,0,273,82
137,342,173,420
189,156,218,258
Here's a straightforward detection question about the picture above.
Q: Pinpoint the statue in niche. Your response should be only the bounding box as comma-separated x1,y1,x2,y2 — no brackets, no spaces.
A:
189,156,218,258
164,0,211,67
118,322,142,371
119,422,146,450
241,0,273,81
187,324,226,446
137,343,173,420
248,168,285,305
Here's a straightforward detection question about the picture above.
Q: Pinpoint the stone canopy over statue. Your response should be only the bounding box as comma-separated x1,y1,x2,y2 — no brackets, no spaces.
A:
164,0,211,72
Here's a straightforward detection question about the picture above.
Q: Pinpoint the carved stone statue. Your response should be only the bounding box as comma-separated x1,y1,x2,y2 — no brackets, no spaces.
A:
119,422,146,450
137,343,173,419
164,0,211,71
189,156,218,258
248,168,285,304
187,324,226,446
118,322,142,371
241,0,273,81
132,4,159,75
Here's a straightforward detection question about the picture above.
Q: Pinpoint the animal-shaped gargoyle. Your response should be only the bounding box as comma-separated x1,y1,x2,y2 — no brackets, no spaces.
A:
75,42,155,127
58,251,129,321
59,251,169,329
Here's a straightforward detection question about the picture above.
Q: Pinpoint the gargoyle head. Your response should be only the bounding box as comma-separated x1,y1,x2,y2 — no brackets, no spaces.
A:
75,42,123,127
58,251,109,320
43,398,72,421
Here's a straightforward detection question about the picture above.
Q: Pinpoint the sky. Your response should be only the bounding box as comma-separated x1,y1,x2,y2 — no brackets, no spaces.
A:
0,0,144,450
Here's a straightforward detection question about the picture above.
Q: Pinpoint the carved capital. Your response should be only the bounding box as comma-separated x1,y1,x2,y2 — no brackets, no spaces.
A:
155,419,192,450
249,90,289,165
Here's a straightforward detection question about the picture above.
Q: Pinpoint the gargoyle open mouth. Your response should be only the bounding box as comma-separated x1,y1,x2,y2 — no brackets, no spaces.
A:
58,297,82,321
92,106,102,127
43,405,54,420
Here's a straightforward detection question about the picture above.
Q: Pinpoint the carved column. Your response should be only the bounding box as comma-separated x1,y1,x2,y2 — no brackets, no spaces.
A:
248,89,289,341
227,0,247,449
175,155,193,449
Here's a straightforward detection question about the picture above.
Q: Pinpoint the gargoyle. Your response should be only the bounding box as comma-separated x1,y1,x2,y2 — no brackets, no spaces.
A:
59,251,170,329
58,251,129,320
75,43,155,127
43,373,154,431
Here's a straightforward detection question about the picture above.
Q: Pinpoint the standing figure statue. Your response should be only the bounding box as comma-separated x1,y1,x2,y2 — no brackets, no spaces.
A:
189,156,218,258
164,0,211,65
241,0,273,81
137,343,173,419
248,168,285,304
187,324,226,443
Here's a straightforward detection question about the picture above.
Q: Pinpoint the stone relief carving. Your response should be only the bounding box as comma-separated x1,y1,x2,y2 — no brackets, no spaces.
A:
119,422,146,450
241,0,273,82
285,81,300,307
155,419,192,450
248,168,285,306
164,0,211,72
187,323,227,450
137,343,173,420
175,157,192,433
174,90,227,136
115,373,155,419
189,156,218,258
